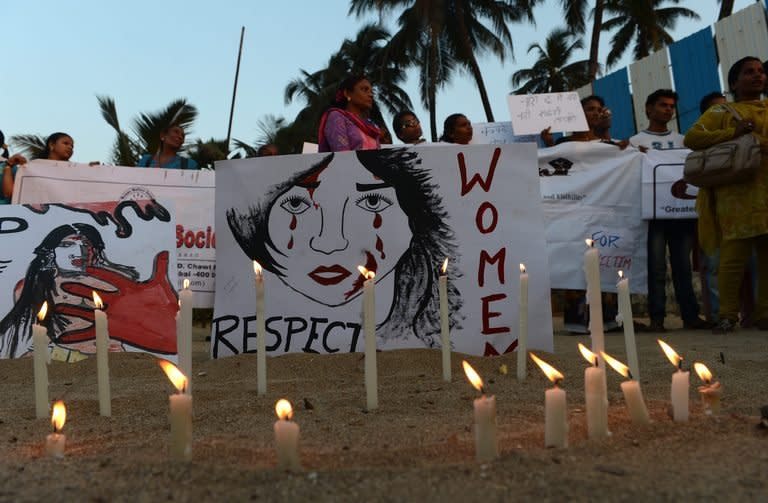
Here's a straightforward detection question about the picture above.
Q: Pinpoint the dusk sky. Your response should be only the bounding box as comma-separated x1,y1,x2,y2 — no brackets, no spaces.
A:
2,0,756,162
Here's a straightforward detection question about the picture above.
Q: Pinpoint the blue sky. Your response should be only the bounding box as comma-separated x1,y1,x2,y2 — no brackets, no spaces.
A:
2,0,757,162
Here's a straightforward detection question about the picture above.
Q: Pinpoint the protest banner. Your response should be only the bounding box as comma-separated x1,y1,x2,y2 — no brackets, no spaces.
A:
470,121,538,145
538,142,648,293
0,201,178,360
508,92,588,135
213,145,553,358
640,148,698,220
13,160,215,307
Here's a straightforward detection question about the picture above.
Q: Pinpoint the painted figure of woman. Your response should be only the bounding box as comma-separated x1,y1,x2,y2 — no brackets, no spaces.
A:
226,148,462,348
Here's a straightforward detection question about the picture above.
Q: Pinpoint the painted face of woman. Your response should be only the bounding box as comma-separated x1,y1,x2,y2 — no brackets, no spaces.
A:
54,235,89,273
267,155,412,306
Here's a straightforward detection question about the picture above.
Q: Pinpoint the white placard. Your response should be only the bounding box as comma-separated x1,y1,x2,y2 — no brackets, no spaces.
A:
212,145,553,358
471,121,538,145
508,92,588,135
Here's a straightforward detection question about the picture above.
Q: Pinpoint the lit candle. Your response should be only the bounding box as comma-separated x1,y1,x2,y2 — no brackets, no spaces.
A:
33,302,49,419
253,262,267,396
530,353,568,448
583,239,605,369
517,263,529,382
93,292,111,416
601,351,650,425
694,362,722,415
616,271,640,379
358,266,378,410
658,339,689,422
45,400,66,458
462,360,498,462
159,360,192,461
439,258,451,382
578,344,609,439
274,398,301,470
178,278,193,394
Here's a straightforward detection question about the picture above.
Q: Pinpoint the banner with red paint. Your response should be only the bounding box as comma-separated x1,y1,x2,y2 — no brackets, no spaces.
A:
213,145,553,358
0,201,178,360
12,160,215,307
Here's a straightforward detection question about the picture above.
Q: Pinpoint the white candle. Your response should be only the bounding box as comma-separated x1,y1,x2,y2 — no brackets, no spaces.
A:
274,399,301,470
93,292,111,416
531,353,568,448
358,266,378,410
579,344,608,439
159,360,193,461
616,271,640,379
602,351,651,425
253,262,267,396
694,362,722,415
33,303,49,419
583,240,605,369
659,340,689,422
45,400,66,458
178,278,193,394
517,264,529,382
462,361,498,462
439,258,451,382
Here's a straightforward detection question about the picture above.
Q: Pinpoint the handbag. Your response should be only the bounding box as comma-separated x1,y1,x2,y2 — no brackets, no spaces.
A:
683,104,761,187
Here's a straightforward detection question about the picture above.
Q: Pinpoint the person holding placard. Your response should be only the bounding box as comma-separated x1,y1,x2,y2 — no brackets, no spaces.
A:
392,111,426,145
137,124,199,170
439,114,473,144
318,75,383,153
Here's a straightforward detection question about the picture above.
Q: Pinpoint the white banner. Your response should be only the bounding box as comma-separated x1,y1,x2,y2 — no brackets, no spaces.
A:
0,202,178,360
12,160,215,307
213,145,553,358
538,142,648,293
640,148,699,220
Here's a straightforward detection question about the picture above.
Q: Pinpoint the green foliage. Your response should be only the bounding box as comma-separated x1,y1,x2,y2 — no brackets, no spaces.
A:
511,27,591,94
9,134,47,159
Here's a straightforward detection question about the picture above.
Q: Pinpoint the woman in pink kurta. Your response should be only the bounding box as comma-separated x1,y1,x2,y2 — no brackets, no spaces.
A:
318,75,382,152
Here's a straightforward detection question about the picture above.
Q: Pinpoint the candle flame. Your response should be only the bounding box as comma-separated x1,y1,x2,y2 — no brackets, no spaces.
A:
578,343,598,366
51,400,66,433
530,353,564,384
441,258,449,274
585,238,594,248
601,351,631,379
92,291,103,309
693,362,713,384
183,278,190,290
657,339,683,369
37,302,48,322
253,261,263,276
519,263,526,274
618,270,624,279
275,398,293,420
158,359,188,393
461,360,484,393
357,265,375,280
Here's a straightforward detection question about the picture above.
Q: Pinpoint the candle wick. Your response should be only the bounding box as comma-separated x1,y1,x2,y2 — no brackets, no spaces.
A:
627,370,634,380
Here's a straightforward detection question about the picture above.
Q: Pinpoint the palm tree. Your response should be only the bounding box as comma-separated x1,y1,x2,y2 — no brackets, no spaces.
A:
349,0,541,125
558,0,605,82
97,96,197,165
284,23,412,149
9,134,47,159
188,138,229,169
601,0,699,69
510,28,590,94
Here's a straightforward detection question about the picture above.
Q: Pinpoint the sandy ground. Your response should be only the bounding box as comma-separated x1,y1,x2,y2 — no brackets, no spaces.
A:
0,317,766,502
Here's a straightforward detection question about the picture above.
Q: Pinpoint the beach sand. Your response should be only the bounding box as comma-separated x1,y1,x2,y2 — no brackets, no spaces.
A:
1,317,766,502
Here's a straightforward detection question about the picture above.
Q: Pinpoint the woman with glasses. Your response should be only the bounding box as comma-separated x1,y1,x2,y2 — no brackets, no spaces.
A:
393,111,426,145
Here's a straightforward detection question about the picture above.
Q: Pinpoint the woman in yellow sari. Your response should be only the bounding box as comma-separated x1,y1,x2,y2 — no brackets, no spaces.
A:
684,56,768,333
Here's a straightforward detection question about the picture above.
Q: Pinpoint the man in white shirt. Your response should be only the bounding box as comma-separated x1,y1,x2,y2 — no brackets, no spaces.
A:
631,89,710,332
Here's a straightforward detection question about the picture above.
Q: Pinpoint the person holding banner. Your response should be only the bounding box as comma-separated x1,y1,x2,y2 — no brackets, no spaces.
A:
317,75,382,153
439,114,473,144
685,56,768,334
1,129,27,204
137,124,199,170
392,111,426,145
226,148,462,348
38,132,75,162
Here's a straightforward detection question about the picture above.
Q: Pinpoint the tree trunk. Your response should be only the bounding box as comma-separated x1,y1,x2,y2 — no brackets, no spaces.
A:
454,0,495,121
588,0,605,81
718,0,735,21
428,31,440,142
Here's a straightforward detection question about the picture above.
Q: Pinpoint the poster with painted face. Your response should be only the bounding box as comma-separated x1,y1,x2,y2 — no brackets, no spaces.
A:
213,144,553,358
0,201,178,360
